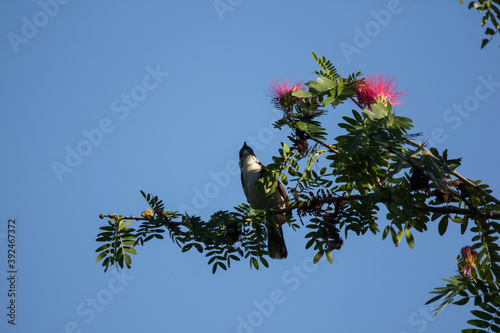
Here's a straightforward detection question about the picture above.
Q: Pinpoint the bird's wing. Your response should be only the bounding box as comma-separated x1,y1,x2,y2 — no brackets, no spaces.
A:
240,172,249,198
277,180,288,201
259,162,288,202
263,168,289,213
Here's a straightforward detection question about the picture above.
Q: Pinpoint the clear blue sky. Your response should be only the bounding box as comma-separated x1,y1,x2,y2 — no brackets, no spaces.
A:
1,1,499,332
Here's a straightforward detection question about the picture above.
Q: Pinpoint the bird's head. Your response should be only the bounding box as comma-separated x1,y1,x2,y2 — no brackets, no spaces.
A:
239,142,255,159
239,142,261,169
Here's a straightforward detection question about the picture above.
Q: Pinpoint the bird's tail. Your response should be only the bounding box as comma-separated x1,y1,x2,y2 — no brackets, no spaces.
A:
267,224,288,259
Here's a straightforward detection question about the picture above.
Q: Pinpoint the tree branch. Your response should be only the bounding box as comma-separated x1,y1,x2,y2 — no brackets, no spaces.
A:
99,214,187,227
273,194,500,220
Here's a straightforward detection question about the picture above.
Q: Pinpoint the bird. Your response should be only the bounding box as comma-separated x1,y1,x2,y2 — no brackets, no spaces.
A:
239,142,288,259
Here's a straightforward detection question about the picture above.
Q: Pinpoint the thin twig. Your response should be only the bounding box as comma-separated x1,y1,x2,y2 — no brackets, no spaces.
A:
350,96,364,110
307,135,339,154
404,138,500,206
388,146,472,208
422,206,500,220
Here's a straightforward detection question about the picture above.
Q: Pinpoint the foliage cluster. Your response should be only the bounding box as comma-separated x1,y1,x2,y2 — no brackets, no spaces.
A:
460,0,500,48
96,53,500,331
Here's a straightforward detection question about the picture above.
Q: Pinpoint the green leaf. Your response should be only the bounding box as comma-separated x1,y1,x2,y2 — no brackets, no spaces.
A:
481,38,489,49
405,229,415,249
120,221,132,229
124,253,131,268
182,243,193,252
317,76,336,88
193,243,203,253
352,110,363,123
453,297,469,305
342,116,360,128
471,310,494,321
461,215,469,234
326,251,333,264
251,257,259,270
293,90,313,98
123,247,137,255
306,81,325,93
95,251,108,263
313,251,323,264
478,302,497,314
305,238,315,249
260,256,269,268
207,256,217,265
382,226,390,240
425,293,445,305
438,216,449,236
102,257,110,270
322,94,336,106
95,244,110,252
467,319,490,328
485,27,496,36
392,228,404,246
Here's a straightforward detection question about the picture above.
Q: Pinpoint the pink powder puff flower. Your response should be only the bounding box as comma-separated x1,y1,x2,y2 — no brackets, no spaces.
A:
459,245,478,278
268,78,304,100
355,74,405,108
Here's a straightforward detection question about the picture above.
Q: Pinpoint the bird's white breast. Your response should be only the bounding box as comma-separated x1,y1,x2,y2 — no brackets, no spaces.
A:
240,155,284,210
